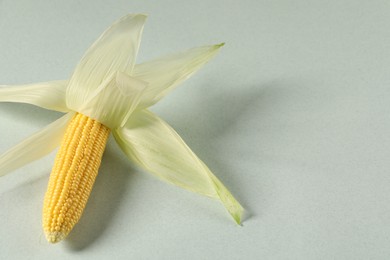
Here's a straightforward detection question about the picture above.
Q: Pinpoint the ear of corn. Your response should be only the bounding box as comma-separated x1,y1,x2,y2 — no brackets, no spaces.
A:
42,113,110,243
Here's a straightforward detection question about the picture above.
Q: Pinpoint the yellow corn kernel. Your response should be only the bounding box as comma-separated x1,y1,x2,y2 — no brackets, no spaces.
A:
42,113,110,243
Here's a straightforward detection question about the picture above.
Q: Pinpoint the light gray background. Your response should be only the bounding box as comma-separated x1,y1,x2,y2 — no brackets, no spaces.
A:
1,0,390,259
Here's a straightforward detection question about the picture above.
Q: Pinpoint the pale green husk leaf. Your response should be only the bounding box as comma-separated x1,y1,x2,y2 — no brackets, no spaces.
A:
0,112,74,177
78,72,147,128
67,14,147,113
0,81,69,112
113,109,243,223
134,44,224,109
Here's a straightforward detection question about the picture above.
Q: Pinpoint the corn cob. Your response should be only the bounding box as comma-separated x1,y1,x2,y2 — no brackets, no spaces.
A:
42,113,110,243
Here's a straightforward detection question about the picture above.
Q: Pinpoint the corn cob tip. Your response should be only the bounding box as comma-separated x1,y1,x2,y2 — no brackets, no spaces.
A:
45,231,66,244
